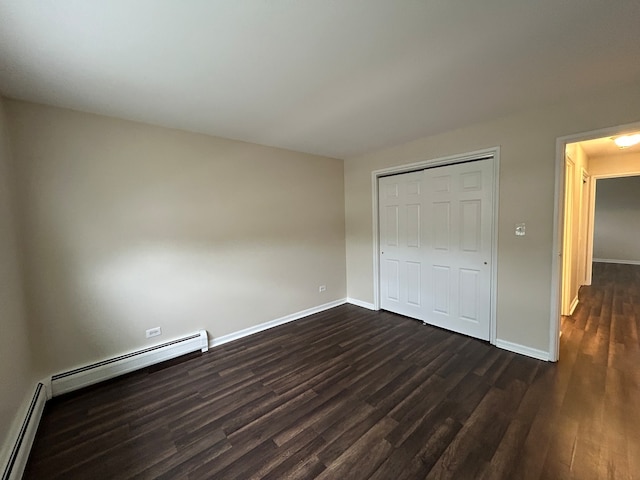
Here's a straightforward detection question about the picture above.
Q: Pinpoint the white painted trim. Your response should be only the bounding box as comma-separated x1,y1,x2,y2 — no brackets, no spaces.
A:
590,171,640,180
551,120,640,362
371,147,500,177
1,382,48,480
550,137,565,362
593,258,640,265
577,167,590,289
41,377,53,401
347,298,376,310
371,147,500,344
585,175,595,285
569,296,579,316
490,150,501,345
561,156,575,317
51,330,209,396
371,172,381,310
495,339,550,362
209,299,347,348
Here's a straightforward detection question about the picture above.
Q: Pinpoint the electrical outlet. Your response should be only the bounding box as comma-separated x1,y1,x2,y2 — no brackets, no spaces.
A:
146,327,162,338
319,285,326,292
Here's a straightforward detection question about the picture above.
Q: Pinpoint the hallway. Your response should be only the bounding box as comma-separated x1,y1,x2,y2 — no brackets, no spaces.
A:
557,262,640,478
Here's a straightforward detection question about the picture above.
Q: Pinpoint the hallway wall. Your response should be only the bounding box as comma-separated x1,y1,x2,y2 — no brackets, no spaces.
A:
593,175,640,263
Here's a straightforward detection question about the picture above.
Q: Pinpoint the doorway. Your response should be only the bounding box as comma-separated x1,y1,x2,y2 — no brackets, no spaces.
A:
551,123,640,361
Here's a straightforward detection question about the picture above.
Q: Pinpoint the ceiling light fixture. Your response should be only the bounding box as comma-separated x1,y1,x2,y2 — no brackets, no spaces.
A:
613,133,640,148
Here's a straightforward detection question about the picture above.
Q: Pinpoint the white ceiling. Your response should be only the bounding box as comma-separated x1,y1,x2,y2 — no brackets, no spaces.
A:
578,134,640,158
1,1,640,159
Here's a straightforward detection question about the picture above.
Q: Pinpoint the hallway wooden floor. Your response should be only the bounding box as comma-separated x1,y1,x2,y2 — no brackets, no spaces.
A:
24,263,640,479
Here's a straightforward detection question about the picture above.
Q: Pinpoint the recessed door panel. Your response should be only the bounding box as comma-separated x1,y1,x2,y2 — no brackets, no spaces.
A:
460,200,481,252
432,265,450,314
459,268,479,321
433,175,451,193
407,261,421,306
385,259,400,302
433,202,451,251
385,206,399,247
461,171,482,191
407,204,421,248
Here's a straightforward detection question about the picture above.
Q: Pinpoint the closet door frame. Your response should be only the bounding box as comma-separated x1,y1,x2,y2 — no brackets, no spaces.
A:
371,147,500,345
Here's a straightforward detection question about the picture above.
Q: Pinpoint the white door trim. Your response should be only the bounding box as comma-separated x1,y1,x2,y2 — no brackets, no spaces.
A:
371,146,500,345
561,155,575,316
581,169,593,287
550,120,640,362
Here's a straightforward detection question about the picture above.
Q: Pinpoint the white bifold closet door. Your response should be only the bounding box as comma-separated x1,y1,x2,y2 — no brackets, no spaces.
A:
379,158,494,341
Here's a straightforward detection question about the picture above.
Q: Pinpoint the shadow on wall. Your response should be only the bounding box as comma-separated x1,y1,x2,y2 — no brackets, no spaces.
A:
8,103,346,376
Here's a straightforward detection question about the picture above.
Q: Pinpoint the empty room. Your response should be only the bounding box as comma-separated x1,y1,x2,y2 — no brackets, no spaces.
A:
1,2,640,479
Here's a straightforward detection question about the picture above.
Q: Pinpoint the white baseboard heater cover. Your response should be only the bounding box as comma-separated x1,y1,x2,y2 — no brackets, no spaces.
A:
1,383,47,480
51,330,209,397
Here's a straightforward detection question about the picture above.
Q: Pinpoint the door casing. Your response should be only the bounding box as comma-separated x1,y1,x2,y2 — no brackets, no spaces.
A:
551,120,640,362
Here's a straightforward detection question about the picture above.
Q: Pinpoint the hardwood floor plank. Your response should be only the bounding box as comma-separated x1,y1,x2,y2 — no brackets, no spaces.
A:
315,416,396,480
23,264,640,479
395,416,463,480
247,428,325,480
424,387,512,480
134,430,231,479
315,403,390,466
375,400,460,478
263,436,327,479
479,418,531,480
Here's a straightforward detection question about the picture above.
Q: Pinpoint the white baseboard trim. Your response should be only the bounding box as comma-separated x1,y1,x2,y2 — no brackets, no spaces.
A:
51,330,209,397
495,339,550,362
593,258,640,265
569,296,579,316
209,298,347,349
347,298,376,310
1,382,48,480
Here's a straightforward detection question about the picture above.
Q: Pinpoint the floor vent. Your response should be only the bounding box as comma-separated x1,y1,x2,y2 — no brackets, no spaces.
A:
1,383,46,480
51,330,208,396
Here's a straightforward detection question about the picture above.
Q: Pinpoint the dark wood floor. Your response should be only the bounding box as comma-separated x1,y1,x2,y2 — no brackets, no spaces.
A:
24,263,640,479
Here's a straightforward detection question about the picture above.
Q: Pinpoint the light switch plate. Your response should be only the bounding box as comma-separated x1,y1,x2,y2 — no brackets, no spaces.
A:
515,223,526,236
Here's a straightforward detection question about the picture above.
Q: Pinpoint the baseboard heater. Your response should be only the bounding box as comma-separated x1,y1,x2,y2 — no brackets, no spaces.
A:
1,383,47,480
51,330,209,397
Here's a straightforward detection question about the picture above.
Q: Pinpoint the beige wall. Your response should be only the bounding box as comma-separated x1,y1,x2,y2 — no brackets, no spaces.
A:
345,80,640,353
6,100,346,375
589,152,640,177
593,175,640,262
0,97,36,463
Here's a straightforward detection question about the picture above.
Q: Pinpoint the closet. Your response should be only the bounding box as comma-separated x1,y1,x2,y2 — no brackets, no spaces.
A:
378,158,494,340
